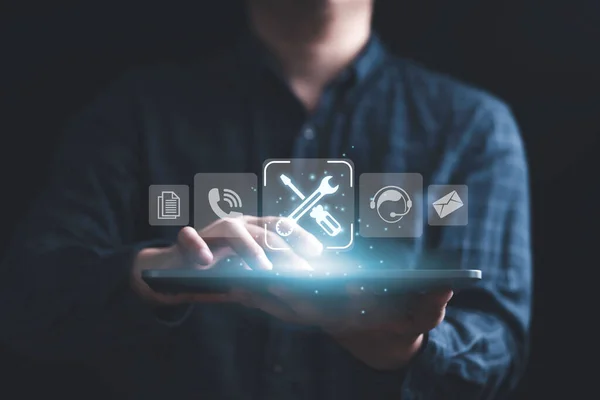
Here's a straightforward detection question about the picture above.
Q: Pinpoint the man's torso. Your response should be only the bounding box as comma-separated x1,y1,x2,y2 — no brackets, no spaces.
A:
93,37,504,399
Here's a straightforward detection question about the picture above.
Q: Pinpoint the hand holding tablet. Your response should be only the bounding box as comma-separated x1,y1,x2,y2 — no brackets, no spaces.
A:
136,218,481,368
132,216,323,305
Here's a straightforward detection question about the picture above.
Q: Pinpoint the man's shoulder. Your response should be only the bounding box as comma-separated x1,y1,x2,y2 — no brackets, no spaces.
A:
387,55,514,122
385,56,522,150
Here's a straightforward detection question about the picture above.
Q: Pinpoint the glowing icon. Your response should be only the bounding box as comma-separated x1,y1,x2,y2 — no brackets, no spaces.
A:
262,158,354,251
157,191,181,219
310,205,342,236
370,186,413,224
275,174,342,237
208,188,243,219
149,185,189,226
432,190,463,218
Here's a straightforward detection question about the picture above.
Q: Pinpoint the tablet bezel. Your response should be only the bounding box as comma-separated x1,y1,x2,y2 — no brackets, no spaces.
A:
141,268,482,295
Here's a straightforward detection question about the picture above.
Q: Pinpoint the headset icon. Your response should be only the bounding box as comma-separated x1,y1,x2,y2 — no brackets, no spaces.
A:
369,186,413,223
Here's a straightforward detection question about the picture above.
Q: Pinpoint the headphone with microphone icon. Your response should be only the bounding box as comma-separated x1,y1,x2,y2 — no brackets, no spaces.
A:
369,186,413,223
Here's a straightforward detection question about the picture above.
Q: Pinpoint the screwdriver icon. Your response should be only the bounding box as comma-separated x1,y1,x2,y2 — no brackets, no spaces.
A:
278,174,343,237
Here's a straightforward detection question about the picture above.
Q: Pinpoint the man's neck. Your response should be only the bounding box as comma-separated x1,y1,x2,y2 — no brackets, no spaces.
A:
247,1,373,110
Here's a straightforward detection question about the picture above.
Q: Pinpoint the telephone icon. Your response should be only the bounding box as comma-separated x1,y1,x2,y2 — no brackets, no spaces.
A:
208,188,244,219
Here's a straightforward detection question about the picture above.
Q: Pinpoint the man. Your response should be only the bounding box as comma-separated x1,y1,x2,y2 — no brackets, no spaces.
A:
0,0,531,399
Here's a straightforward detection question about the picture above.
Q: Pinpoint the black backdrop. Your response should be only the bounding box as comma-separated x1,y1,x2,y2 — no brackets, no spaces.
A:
2,0,598,398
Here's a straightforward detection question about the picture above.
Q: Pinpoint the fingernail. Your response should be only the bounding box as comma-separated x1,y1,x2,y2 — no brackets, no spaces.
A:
199,248,213,265
310,239,324,256
260,254,273,270
298,262,314,271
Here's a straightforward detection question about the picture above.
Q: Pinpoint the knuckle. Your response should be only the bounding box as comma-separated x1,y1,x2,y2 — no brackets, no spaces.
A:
247,246,265,260
266,231,281,243
423,311,445,331
222,217,242,228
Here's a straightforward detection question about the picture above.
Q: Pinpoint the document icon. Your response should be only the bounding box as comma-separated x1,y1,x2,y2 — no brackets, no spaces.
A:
432,190,464,218
157,191,180,219
149,185,189,226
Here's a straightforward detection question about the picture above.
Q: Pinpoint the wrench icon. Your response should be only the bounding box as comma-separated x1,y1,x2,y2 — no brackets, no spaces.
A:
275,176,340,237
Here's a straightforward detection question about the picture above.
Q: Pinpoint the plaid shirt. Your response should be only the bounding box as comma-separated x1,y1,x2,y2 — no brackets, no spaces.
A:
0,33,531,399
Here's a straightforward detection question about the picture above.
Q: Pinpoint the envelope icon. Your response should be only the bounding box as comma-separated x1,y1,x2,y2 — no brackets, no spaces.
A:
432,190,464,218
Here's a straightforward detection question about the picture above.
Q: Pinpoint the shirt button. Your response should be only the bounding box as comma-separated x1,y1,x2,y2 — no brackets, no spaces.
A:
273,364,283,373
303,126,315,140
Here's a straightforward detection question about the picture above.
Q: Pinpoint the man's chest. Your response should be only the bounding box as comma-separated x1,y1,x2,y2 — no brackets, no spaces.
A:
140,94,436,186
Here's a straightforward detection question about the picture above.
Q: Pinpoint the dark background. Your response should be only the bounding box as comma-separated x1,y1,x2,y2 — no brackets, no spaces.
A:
1,0,598,398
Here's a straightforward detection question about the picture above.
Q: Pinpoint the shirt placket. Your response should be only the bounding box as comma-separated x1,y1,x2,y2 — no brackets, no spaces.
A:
261,93,335,400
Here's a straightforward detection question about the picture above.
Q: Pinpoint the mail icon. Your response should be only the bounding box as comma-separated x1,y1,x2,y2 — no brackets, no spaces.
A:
432,190,464,218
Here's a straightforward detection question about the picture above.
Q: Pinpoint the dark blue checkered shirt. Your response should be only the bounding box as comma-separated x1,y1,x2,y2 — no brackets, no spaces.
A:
0,33,532,399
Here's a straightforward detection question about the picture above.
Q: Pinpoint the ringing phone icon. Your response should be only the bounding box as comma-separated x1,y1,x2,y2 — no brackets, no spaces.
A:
208,188,244,219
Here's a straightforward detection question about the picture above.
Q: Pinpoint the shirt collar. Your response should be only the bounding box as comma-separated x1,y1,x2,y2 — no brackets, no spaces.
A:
236,30,387,87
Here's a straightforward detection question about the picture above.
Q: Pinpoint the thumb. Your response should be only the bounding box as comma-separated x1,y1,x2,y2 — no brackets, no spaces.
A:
176,226,214,266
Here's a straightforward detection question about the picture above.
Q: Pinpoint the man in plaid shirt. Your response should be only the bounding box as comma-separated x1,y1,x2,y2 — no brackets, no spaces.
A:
0,0,531,398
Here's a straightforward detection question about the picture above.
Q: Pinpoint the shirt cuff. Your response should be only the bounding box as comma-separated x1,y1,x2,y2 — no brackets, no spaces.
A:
403,327,449,395
402,324,480,399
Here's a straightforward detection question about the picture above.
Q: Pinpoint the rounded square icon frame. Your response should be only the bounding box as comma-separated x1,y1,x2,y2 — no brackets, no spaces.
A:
262,159,355,252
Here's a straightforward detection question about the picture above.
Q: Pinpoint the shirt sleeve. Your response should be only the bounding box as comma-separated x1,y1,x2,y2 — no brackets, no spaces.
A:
0,71,193,363
401,101,533,399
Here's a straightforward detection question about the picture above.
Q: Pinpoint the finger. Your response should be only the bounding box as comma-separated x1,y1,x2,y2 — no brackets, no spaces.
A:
177,226,213,265
407,289,453,332
202,218,273,270
268,286,324,323
344,285,415,332
342,290,400,332
232,289,301,324
410,289,453,312
245,216,323,258
245,224,313,271
203,247,254,270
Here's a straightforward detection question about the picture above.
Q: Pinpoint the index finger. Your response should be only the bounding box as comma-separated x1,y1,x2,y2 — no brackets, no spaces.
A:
244,216,323,258
200,218,273,270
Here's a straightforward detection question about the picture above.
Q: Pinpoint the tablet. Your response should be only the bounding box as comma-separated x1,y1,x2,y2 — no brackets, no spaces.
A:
142,267,481,296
